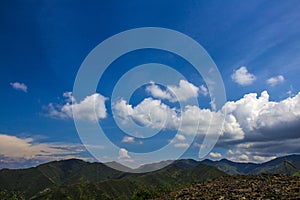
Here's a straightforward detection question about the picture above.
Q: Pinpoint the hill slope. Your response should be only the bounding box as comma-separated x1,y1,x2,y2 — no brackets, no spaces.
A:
0,159,226,199
39,163,226,200
1,155,299,199
200,154,300,175
0,159,124,198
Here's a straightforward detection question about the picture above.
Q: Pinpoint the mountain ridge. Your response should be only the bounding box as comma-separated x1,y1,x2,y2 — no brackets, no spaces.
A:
0,154,299,199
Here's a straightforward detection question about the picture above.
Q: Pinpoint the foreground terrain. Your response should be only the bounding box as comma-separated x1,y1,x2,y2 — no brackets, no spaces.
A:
158,174,300,200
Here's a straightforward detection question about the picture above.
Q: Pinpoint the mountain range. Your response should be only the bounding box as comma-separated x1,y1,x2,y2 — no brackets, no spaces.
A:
0,154,299,199
201,154,300,175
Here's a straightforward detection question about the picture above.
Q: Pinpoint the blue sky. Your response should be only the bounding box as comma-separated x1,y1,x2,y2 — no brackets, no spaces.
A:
1,0,300,170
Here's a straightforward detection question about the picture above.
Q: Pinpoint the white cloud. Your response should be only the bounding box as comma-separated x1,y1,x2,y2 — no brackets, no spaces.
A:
115,89,300,142
223,90,300,135
118,148,133,162
266,75,284,86
209,152,222,159
253,155,276,162
114,89,300,163
210,98,216,111
175,134,186,141
122,136,135,143
231,66,256,86
227,150,234,155
287,85,294,97
226,154,271,163
168,80,199,102
63,91,75,102
113,97,243,140
169,134,187,148
118,148,130,159
114,98,221,136
174,143,189,148
287,90,293,97
199,84,208,96
146,80,199,102
46,92,108,122
10,82,28,92
224,146,281,163
225,137,300,163
146,82,172,100
178,105,218,135
238,154,250,162
113,98,177,130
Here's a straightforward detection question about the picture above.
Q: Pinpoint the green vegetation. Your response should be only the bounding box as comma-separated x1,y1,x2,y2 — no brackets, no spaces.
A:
291,170,300,177
0,159,226,200
131,185,165,200
202,155,300,175
33,163,225,199
0,155,299,199
0,190,25,200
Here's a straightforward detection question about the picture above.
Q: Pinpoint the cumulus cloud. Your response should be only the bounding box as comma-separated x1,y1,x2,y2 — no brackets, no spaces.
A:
266,75,284,86
118,148,133,162
169,134,189,148
174,134,188,148
224,149,278,163
113,97,244,140
227,150,234,155
175,134,186,141
113,98,178,130
114,90,300,141
0,134,87,168
122,136,135,143
174,143,189,148
238,154,250,162
216,90,300,162
118,148,130,159
209,152,222,159
168,80,199,102
199,84,208,96
114,88,300,162
223,90,300,138
178,105,224,136
223,147,278,163
146,80,199,102
231,66,256,86
287,85,294,97
63,91,75,102
46,92,108,122
145,82,172,100
253,155,276,162
10,82,28,92
224,137,300,163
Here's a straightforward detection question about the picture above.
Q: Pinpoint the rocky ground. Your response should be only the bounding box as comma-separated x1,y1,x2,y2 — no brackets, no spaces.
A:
156,174,300,200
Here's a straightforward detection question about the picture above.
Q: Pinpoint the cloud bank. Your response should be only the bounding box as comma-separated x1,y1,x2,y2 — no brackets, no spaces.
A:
114,90,300,140
114,87,300,162
42,80,300,164
0,134,87,169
